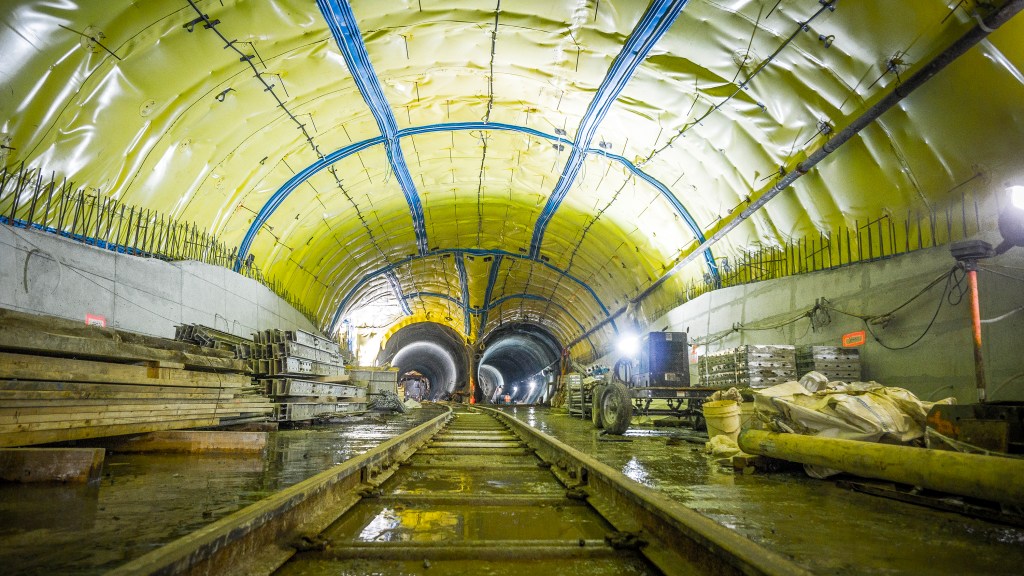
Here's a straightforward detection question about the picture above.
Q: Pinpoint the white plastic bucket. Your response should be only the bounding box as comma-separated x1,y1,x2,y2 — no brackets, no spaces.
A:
703,399,741,442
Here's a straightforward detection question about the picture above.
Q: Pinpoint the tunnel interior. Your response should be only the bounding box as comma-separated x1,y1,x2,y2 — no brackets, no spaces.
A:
377,322,470,401
477,324,561,404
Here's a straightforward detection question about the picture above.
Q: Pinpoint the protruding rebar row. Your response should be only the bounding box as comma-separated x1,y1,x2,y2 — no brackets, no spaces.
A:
678,190,984,305
0,164,318,327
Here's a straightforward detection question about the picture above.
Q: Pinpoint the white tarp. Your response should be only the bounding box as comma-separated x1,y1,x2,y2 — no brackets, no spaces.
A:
753,373,956,477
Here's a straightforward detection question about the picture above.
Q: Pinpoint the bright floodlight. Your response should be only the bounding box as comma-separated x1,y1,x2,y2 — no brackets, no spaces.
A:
1010,185,1024,210
528,380,536,390
617,334,640,356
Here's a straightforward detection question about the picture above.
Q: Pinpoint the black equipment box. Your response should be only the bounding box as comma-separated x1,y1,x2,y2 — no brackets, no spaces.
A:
634,331,689,388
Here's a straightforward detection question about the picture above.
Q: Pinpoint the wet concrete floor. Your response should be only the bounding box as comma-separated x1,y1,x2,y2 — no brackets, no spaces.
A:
0,407,445,575
500,406,1024,575
2,404,1022,574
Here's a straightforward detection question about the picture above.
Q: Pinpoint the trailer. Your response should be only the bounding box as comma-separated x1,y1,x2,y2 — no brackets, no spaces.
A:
575,332,729,434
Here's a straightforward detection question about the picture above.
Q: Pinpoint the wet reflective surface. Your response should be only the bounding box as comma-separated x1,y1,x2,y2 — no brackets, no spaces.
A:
281,410,659,576
0,407,445,575
501,406,1024,575
3,404,1023,575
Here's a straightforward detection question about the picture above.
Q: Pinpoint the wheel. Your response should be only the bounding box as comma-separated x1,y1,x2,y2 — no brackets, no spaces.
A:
591,384,606,429
601,380,633,435
693,414,706,431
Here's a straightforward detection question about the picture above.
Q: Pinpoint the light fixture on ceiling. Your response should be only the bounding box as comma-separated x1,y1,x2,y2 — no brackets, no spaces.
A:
1008,185,1024,210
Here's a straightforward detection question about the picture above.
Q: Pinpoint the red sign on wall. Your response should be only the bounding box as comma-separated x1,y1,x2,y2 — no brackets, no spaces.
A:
85,314,107,327
842,330,866,347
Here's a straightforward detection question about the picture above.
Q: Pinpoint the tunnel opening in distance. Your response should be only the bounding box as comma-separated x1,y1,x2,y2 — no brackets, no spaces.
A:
377,322,470,401
477,323,561,405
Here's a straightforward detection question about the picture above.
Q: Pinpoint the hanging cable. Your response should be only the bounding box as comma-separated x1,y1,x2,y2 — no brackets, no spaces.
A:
859,265,966,351
690,264,969,351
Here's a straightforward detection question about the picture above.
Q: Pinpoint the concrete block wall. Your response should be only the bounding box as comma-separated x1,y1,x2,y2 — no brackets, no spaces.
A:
599,238,1024,404
0,224,322,340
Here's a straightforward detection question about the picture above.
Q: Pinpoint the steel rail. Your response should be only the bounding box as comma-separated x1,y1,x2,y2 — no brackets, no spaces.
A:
480,407,812,576
108,405,810,576
106,408,453,576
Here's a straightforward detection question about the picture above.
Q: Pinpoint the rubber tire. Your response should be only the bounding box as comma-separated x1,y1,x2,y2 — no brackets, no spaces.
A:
601,380,633,435
591,384,606,429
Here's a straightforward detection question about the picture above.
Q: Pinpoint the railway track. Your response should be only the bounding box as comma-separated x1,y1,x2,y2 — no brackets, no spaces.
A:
110,406,811,576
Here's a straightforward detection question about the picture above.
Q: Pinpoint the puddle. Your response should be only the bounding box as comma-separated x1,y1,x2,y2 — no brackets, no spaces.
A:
0,406,446,575
502,406,1024,575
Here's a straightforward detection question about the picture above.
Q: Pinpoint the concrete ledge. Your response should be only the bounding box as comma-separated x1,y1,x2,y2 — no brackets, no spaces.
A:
0,447,105,483
106,431,268,453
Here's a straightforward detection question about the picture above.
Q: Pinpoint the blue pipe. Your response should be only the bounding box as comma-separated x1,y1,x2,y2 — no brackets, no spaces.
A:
317,0,428,255
478,254,504,334
528,0,690,258
401,290,594,351
454,253,471,336
385,270,412,315
327,247,614,334
234,136,383,271
236,121,718,279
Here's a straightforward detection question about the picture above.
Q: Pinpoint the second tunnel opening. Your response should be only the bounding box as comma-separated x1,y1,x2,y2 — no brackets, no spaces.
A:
476,323,561,405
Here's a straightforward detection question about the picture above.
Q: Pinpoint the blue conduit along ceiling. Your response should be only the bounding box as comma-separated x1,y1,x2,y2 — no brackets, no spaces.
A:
3,1,1024,364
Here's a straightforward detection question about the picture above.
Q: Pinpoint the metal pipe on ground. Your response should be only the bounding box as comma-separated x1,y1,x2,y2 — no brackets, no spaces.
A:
738,429,1024,506
566,0,1024,350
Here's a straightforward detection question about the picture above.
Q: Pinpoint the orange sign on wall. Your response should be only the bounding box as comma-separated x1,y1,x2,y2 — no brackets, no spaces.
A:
842,330,867,347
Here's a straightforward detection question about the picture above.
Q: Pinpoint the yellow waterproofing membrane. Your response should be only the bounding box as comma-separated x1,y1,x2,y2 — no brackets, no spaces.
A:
2,1,1023,360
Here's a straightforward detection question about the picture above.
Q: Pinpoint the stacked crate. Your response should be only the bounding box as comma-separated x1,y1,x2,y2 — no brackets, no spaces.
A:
796,346,862,382
250,329,366,421
698,345,797,389
560,373,585,415
174,323,253,359
250,329,345,378
348,367,399,397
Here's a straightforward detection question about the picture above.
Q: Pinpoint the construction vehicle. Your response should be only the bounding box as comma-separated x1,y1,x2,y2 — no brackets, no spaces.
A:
568,332,723,434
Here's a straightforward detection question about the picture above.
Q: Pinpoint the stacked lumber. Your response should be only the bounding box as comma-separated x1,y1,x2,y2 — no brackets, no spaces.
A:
0,308,272,447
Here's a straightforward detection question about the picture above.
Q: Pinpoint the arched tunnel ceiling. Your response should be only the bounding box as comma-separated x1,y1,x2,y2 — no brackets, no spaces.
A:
4,1,1024,358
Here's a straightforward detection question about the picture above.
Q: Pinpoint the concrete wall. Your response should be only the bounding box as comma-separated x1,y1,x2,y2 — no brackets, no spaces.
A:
599,237,1024,404
0,224,321,339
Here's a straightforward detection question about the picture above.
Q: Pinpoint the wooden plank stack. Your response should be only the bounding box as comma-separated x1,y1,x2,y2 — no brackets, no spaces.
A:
0,308,272,447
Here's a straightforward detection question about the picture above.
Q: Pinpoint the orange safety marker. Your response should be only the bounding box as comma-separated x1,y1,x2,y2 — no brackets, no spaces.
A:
841,330,866,347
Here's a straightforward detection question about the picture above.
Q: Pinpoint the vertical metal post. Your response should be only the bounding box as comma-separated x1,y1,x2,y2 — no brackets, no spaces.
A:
8,164,28,221
966,263,986,403
26,171,44,227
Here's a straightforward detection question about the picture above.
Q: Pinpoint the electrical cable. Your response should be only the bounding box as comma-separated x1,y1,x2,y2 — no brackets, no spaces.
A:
692,264,968,352
981,305,1024,324
862,265,965,351
978,265,1024,284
